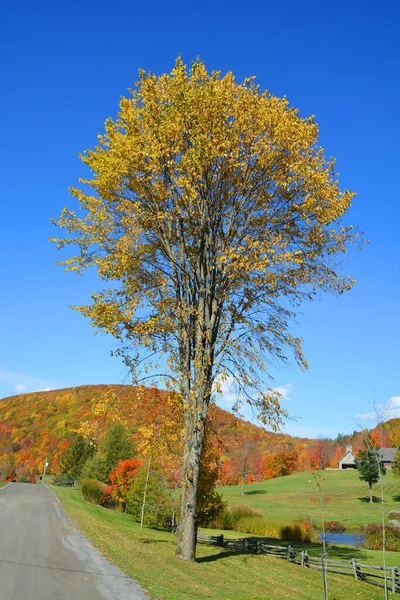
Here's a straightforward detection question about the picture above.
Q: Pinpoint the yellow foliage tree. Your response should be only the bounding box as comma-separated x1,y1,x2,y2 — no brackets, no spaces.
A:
76,389,124,447
52,57,359,560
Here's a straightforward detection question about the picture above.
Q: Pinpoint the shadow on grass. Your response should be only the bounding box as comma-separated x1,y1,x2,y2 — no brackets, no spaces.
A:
392,495,400,502
196,550,241,563
138,538,173,544
358,496,381,503
245,490,267,496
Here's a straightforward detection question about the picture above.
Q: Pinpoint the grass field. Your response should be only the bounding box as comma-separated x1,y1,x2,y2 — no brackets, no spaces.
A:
52,485,396,600
219,470,400,530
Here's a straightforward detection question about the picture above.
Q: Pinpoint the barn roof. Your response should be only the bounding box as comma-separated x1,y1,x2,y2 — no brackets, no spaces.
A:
380,448,397,462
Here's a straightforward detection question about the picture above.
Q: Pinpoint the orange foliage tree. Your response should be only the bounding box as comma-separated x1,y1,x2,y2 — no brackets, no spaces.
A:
263,450,298,480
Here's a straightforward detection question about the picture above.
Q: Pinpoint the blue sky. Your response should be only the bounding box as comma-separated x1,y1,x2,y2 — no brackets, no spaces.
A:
1,0,398,439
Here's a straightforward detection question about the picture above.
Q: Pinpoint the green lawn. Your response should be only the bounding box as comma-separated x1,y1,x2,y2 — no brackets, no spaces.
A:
220,470,400,529
0,482,6,488
51,485,395,600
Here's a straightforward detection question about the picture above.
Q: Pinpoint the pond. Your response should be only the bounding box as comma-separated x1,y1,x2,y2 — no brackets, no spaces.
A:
319,531,364,547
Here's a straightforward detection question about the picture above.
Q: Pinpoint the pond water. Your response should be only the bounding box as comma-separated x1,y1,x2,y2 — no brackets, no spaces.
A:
319,531,364,547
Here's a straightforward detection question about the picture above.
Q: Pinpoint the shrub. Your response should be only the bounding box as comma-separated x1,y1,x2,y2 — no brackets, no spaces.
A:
17,476,28,483
325,520,346,533
364,525,400,551
388,511,400,520
101,484,117,509
81,479,106,505
208,510,234,530
53,473,75,487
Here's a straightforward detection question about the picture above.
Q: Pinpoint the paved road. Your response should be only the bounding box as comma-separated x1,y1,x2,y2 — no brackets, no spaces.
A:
0,483,149,600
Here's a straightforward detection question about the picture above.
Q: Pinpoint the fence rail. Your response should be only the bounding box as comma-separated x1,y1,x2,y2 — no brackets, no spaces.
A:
197,533,400,594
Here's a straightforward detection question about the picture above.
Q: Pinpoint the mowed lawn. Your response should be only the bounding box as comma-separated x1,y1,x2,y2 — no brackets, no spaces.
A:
220,470,400,529
52,485,395,600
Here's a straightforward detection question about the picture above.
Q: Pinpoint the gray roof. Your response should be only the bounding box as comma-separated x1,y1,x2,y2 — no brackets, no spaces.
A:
380,448,397,462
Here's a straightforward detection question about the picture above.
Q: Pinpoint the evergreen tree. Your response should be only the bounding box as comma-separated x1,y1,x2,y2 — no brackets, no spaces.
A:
101,422,134,476
356,447,386,503
127,466,169,528
60,435,90,480
80,454,110,483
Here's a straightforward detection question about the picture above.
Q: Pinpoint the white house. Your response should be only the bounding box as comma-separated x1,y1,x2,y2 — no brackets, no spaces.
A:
338,445,356,469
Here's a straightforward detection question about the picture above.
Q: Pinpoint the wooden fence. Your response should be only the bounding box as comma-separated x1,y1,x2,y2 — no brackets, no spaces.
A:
197,533,400,594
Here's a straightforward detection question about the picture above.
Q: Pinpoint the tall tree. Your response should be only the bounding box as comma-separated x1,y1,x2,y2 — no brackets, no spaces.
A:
101,422,134,476
52,58,358,560
356,447,386,503
59,435,90,480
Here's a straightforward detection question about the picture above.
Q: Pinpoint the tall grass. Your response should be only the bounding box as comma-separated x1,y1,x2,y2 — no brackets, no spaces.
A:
210,504,319,543
364,525,400,552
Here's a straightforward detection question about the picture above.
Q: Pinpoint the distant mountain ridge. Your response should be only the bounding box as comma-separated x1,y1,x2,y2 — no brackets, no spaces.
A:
0,384,309,476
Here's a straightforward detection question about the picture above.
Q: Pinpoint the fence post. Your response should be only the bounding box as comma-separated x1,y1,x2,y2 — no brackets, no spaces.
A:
217,534,224,547
287,545,292,561
351,558,358,581
304,551,309,568
391,566,397,593
394,566,400,593
301,550,304,567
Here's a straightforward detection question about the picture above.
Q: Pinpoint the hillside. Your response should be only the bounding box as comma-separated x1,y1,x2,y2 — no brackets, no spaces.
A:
1,384,397,483
0,384,309,480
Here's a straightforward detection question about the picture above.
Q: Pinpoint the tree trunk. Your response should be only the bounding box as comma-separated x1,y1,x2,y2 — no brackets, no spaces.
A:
140,457,151,531
241,473,245,496
176,406,206,561
369,482,373,504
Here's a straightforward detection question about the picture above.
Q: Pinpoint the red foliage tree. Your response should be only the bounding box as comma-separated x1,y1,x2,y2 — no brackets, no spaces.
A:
109,459,143,508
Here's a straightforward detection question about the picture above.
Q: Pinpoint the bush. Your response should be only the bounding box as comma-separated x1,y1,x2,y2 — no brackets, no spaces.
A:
325,520,346,533
280,522,318,543
388,511,400,520
53,473,75,487
81,479,106,505
208,509,234,530
17,476,28,483
364,525,400,551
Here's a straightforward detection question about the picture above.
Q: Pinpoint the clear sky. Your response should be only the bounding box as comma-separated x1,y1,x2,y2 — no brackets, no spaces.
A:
1,0,398,439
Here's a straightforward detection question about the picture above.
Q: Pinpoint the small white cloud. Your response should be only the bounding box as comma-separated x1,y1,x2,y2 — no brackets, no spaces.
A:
273,384,293,401
355,396,400,423
0,369,59,399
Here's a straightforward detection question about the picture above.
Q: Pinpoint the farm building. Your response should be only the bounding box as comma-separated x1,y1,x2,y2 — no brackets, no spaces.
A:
380,448,397,469
338,445,357,469
338,445,398,469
